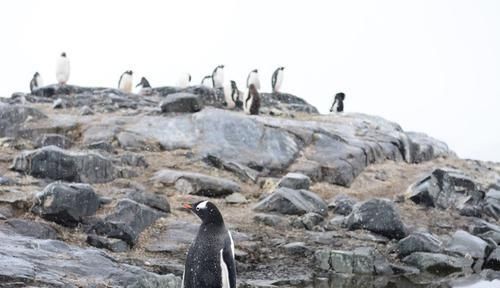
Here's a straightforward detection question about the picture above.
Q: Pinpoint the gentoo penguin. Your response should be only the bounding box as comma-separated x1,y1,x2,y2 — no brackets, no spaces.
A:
56,52,70,85
177,73,192,88
212,65,225,88
330,92,345,112
246,69,261,90
30,72,43,92
201,75,213,88
271,67,285,93
182,201,236,288
118,70,133,93
136,77,152,95
244,84,260,115
223,80,242,109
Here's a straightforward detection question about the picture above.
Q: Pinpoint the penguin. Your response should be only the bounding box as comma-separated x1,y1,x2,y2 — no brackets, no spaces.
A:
177,73,192,88
201,75,213,87
182,201,236,288
30,72,43,93
136,77,152,95
330,92,345,112
244,84,260,115
246,69,261,90
271,67,285,93
223,80,243,109
118,70,133,93
212,65,225,88
56,52,70,85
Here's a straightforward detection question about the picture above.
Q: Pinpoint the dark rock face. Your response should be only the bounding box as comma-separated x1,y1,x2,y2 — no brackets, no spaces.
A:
31,182,100,227
277,172,311,190
484,248,500,270
11,146,117,183
4,219,58,240
330,194,357,216
402,252,473,275
254,187,328,216
253,213,287,227
445,230,489,259
0,227,181,287
260,92,319,114
34,133,73,149
484,188,500,220
151,169,240,197
127,190,171,213
159,93,203,113
89,199,163,246
0,105,48,138
346,198,408,240
87,234,129,253
397,232,442,258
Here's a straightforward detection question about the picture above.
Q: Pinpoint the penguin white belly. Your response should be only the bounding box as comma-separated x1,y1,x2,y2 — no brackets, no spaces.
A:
213,71,224,88
243,89,253,114
36,75,44,88
202,78,213,88
177,73,190,88
220,249,230,288
119,74,133,93
274,71,283,92
56,58,70,84
248,74,260,90
223,83,236,109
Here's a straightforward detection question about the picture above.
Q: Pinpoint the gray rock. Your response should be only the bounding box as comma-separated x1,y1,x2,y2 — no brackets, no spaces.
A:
4,219,58,239
0,227,181,287
282,242,310,256
80,105,95,115
253,213,286,227
277,172,311,190
127,190,171,213
260,92,319,114
484,188,500,220
406,132,453,163
316,247,390,275
203,154,260,183
0,175,15,186
0,105,48,138
254,187,328,216
159,93,203,113
12,146,117,183
52,98,64,109
31,182,100,227
288,159,322,182
445,230,489,259
120,152,148,168
484,247,500,271
478,230,500,244
397,232,442,258
116,131,161,152
314,250,332,272
402,252,473,275
90,199,164,246
296,212,325,230
346,198,408,240
152,169,240,197
86,234,129,252
34,133,73,149
330,194,357,216
225,192,248,204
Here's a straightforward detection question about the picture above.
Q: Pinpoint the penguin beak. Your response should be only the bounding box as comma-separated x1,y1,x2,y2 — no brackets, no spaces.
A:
183,203,193,210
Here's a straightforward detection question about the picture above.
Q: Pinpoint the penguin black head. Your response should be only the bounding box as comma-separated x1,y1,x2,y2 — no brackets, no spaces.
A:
183,200,224,226
335,92,345,101
218,65,225,69
230,80,237,89
61,52,66,57
280,67,285,71
136,77,151,88
188,74,192,82
34,72,40,77
128,70,133,75
252,69,258,73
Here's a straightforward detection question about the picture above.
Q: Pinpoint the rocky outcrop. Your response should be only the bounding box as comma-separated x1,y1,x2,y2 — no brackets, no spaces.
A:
159,93,203,113
0,105,48,138
402,252,473,275
254,187,328,216
445,230,489,259
3,219,58,240
314,247,392,275
397,232,442,258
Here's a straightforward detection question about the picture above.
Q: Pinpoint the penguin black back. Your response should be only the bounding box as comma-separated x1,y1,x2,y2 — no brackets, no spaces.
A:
247,84,260,115
136,77,151,88
183,201,236,288
330,92,345,112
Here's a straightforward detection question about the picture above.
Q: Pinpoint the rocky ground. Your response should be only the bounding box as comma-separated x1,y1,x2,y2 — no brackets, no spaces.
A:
0,85,499,288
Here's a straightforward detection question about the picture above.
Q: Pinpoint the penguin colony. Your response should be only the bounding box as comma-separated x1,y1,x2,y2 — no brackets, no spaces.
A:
31,52,345,115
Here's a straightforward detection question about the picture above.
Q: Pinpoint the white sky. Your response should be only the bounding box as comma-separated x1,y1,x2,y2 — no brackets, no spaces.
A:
0,0,499,162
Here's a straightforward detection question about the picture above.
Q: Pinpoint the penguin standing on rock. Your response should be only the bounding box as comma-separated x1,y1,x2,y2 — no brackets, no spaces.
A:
212,65,225,88
136,77,152,95
182,201,236,288
201,75,213,87
30,72,43,92
246,69,260,90
271,67,285,93
330,92,345,112
223,80,242,109
56,52,70,85
118,70,133,93
177,73,192,88
244,84,260,115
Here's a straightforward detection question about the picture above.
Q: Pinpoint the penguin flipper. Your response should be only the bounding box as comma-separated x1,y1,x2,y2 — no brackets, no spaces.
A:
222,232,237,288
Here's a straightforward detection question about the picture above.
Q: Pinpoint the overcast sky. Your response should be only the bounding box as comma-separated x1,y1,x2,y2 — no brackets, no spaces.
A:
0,0,499,162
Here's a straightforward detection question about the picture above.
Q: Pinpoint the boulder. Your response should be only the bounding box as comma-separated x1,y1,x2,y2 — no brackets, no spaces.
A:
484,247,500,271
484,188,500,220
397,232,442,258
11,146,117,183
86,234,129,253
330,194,357,216
314,247,391,275
402,252,473,275
346,198,408,240
253,213,287,227
159,93,203,113
116,131,161,152
282,242,310,256
291,212,325,230
259,92,319,114
151,169,240,197
34,133,73,149
4,219,58,240
126,190,171,213
225,193,248,204
0,105,47,138
203,154,260,183
31,182,100,227
253,188,328,216
445,230,489,259
0,175,15,186
89,199,164,246
277,173,311,190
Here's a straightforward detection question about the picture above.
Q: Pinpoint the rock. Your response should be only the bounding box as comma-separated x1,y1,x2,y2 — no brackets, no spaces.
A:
484,188,500,220
86,234,129,253
127,190,171,213
330,194,356,216
80,105,95,115
151,169,240,197
89,199,163,246
406,132,453,163
282,242,310,256
407,168,481,209
374,170,389,181
34,133,73,149
0,175,15,186
484,247,500,271
277,173,311,190
445,230,489,259
116,131,160,152
11,146,117,183
159,93,203,113
253,188,328,216
259,92,319,114
203,154,260,183
31,182,100,227
402,252,473,275
120,152,148,168
315,247,390,275
288,159,322,182
471,219,500,235
253,213,286,227
314,250,331,272
0,105,48,138
346,198,408,240
295,212,324,230
397,232,442,258
4,219,58,239
53,98,64,109
225,192,248,204
0,227,181,287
